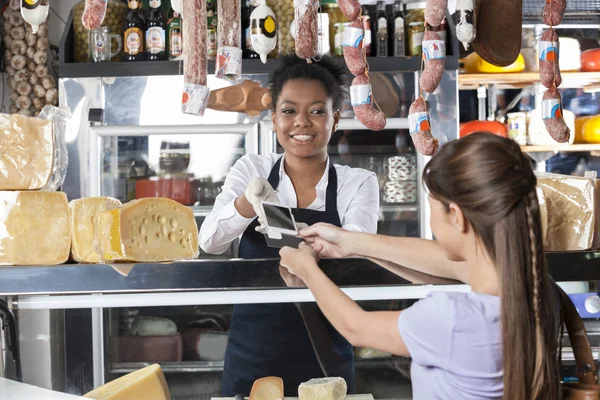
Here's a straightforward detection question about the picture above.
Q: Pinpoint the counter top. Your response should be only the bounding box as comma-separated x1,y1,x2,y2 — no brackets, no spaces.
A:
0,251,596,296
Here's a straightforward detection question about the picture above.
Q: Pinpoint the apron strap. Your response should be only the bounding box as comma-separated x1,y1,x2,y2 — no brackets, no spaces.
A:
268,156,339,215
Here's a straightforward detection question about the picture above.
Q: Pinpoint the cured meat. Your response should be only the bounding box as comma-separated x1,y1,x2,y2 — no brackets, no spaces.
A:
425,0,448,27
216,0,242,80
539,28,561,88
338,0,361,21
182,0,210,116
294,0,318,59
543,0,567,26
409,98,439,156
82,0,108,30
419,30,445,93
351,74,386,131
342,19,367,76
542,86,570,143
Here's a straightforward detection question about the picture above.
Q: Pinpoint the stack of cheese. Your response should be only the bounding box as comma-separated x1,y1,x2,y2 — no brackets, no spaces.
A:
0,113,199,266
0,113,71,265
72,197,199,263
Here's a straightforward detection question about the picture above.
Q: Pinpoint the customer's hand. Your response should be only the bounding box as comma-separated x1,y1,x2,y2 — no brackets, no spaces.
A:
244,178,278,232
279,242,319,282
299,223,354,259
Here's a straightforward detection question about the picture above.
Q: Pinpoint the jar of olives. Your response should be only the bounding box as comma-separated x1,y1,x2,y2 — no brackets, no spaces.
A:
322,0,349,57
405,2,426,57
72,0,128,62
266,0,295,58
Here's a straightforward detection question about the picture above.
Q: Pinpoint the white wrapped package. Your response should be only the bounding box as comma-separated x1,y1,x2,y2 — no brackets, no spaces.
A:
298,377,347,400
536,172,596,251
0,106,70,191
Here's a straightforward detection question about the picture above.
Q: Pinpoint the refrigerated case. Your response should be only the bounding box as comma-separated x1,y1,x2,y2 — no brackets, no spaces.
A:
34,55,462,397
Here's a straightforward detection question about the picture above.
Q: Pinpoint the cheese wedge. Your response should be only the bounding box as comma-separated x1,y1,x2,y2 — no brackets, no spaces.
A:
298,377,347,400
70,197,122,263
84,363,171,400
0,191,70,265
0,114,54,190
97,198,199,262
249,376,284,400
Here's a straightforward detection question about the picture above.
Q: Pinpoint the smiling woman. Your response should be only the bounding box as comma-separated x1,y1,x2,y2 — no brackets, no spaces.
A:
198,53,380,397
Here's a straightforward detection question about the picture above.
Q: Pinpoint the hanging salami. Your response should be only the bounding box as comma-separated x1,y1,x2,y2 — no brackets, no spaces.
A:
216,0,242,81
182,0,210,116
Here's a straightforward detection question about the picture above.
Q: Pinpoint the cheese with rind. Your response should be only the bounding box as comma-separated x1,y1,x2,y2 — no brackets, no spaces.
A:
97,198,199,262
298,377,347,400
0,114,54,190
70,197,122,263
249,376,284,400
0,191,70,265
83,363,171,400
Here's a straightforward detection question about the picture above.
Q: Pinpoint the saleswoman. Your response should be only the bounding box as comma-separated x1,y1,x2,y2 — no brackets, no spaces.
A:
199,54,380,396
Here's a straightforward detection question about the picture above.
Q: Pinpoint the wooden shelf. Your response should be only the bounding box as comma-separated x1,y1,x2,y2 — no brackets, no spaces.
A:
521,144,600,153
458,72,600,90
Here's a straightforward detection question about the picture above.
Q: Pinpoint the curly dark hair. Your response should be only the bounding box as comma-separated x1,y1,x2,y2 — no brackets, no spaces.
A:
267,53,350,110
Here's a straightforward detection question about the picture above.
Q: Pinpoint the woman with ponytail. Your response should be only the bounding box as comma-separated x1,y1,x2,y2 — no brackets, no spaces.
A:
279,132,561,399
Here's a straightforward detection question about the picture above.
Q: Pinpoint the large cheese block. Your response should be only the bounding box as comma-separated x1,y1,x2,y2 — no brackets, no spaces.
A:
97,198,199,262
70,197,122,263
249,377,284,400
84,363,170,400
0,191,70,265
537,174,596,251
0,114,54,190
298,378,347,400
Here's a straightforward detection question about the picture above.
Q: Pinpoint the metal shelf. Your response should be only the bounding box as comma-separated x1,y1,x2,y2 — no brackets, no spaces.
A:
521,144,600,153
109,358,394,374
380,204,418,213
59,11,459,79
458,72,600,90
192,205,213,218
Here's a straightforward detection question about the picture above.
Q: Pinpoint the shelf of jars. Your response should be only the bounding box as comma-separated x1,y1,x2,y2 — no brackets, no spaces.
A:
59,10,460,79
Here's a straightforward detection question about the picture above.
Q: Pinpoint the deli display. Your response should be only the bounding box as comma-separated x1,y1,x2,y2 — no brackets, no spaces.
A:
4,0,600,399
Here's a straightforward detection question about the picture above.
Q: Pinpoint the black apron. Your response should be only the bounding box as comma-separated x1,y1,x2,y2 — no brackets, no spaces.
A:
221,156,355,397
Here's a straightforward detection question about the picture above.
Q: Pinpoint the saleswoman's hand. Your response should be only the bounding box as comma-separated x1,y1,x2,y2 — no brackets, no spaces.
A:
279,243,319,282
299,223,354,259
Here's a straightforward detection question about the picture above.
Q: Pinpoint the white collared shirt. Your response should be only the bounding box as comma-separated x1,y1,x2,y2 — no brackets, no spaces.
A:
199,153,380,254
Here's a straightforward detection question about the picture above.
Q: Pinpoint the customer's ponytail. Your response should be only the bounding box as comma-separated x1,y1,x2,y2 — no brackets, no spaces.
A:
424,133,560,400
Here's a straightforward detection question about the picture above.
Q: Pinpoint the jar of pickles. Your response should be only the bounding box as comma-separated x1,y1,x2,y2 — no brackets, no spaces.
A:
72,0,128,62
266,0,295,58
322,0,349,56
404,2,425,57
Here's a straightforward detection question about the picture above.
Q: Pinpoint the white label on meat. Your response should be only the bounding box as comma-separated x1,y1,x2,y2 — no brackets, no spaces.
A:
422,40,446,60
342,27,364,48
182,83,210,116
542,98,562,120
350,84,372,106
408,112,431,135
215,46,242,81
539,41,559,61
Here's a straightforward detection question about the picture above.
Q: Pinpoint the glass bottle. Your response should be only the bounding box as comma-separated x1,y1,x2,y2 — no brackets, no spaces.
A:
375,1,388,57
123,0,145,61
167,9,182,60
146,0,167,61
392,0,405,57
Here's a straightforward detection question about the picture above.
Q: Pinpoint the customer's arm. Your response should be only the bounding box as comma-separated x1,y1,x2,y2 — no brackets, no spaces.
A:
301,223,468,282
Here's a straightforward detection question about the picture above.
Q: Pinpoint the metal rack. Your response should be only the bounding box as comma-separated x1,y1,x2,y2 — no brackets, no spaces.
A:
523,0,600,23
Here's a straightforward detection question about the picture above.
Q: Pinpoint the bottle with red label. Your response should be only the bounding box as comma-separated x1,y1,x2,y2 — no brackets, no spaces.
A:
124,0,146,61
146,0,167,61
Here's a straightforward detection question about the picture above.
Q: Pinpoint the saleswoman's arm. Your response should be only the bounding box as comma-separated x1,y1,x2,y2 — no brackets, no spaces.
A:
280,246,409,357
199,156,260,254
